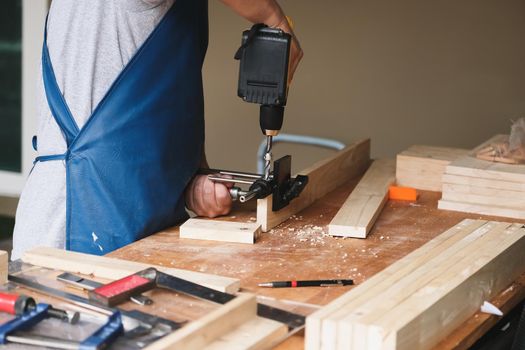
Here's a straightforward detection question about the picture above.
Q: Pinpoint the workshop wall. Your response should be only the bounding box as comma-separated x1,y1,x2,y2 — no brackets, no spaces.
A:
203,0,525,173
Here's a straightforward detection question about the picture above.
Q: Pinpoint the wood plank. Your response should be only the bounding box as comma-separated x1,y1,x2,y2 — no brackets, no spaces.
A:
322,220,487,350
22,247,240,294
433,272,525,350
442,173,525,192
145,293,286,350
205,316,287,350
257,138,371,232
438,200,525,220
442,180,525,200
366,222,525,349
396,145,469,191
338,221,509,350
328,159,396,238
446,135,525,183
441,190,525,208
305,219,486,350
0,250,7,284
180,219,261,244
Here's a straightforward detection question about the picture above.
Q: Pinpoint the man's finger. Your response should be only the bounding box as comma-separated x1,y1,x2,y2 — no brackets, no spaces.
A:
215,183,232,213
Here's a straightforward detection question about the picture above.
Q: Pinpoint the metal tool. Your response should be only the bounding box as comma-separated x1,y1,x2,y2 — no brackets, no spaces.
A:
0,291,79,324
0,302,122,349
201,155,308,211
8,274,182,337
57,272,153,306
202,24,308,211
89,267,305,330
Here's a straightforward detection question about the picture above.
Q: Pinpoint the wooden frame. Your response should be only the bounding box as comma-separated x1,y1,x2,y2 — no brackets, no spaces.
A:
257,138,371,232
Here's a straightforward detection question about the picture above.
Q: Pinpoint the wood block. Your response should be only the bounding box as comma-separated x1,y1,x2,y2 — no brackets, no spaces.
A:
145,293,287,350
328,159,395,238
180,219,261,244
438,199,525,220
396,145,469,191
305,219,487,350
257,139,371,232
22,247,240,294
0,251,7,284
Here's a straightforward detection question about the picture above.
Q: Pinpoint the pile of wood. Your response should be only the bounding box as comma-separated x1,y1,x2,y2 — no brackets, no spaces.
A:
439,135,525,220
396,145,468,191
305,219,525,350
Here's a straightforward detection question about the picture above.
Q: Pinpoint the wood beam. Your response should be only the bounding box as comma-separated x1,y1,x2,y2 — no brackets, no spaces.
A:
145,293,286,350
257,138,371,232
22,246,240,294
328,159,395,238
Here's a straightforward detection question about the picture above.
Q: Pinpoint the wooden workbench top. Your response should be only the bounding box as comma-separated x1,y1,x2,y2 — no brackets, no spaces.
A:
109,178,525,349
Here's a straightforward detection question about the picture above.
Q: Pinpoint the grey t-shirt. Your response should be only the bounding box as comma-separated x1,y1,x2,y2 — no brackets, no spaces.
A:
12,0,175,259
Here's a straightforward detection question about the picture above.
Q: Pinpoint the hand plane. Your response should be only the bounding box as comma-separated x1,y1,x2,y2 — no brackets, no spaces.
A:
202,24,308,212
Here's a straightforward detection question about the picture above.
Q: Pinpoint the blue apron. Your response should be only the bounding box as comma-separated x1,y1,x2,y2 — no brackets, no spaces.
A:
37,0,208,255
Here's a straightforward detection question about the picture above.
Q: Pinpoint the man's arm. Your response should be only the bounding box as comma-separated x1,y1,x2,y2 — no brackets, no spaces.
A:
220,0,303,84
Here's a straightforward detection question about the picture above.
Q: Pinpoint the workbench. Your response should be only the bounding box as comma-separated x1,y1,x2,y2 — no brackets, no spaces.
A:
106,177,525,349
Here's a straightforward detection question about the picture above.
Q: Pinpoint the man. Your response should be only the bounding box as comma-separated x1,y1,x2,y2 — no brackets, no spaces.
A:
12,0,302,259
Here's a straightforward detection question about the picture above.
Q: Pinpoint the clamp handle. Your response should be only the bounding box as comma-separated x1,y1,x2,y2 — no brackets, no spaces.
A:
80,311,124,350
0,303,49,344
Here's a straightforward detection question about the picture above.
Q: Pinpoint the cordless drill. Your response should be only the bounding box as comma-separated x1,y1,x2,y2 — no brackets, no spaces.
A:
235,24,291,180
202,24,307,212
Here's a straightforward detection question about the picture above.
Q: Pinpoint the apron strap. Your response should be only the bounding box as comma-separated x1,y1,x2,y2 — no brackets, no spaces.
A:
41,15,80,147
33,153,67,165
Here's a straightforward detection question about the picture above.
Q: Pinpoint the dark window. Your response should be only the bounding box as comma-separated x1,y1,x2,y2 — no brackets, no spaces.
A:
0,0,22,172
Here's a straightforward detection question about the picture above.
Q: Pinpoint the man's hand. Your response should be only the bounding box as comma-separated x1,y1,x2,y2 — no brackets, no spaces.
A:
185,175,233,218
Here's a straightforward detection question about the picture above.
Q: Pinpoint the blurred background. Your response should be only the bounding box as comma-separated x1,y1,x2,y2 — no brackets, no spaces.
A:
1,0,525,249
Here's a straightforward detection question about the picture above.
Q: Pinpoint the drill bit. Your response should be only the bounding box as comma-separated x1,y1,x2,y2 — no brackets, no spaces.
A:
263,135,273,180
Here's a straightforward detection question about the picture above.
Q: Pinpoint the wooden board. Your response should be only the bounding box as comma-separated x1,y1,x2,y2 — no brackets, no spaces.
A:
366,222,525,349
180,219,261,244
396,145,468,191
328,159,396,238
305,219,487,350
442,173,525,192
438,199,525,220
306,219,525,350
344,221,517,349
439,135,525,219
22,247,240,294
256,138,371,232
446,135,525,183
145,293,287,350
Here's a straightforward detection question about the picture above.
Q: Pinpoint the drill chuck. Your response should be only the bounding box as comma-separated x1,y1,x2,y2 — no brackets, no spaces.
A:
260,105,284,136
